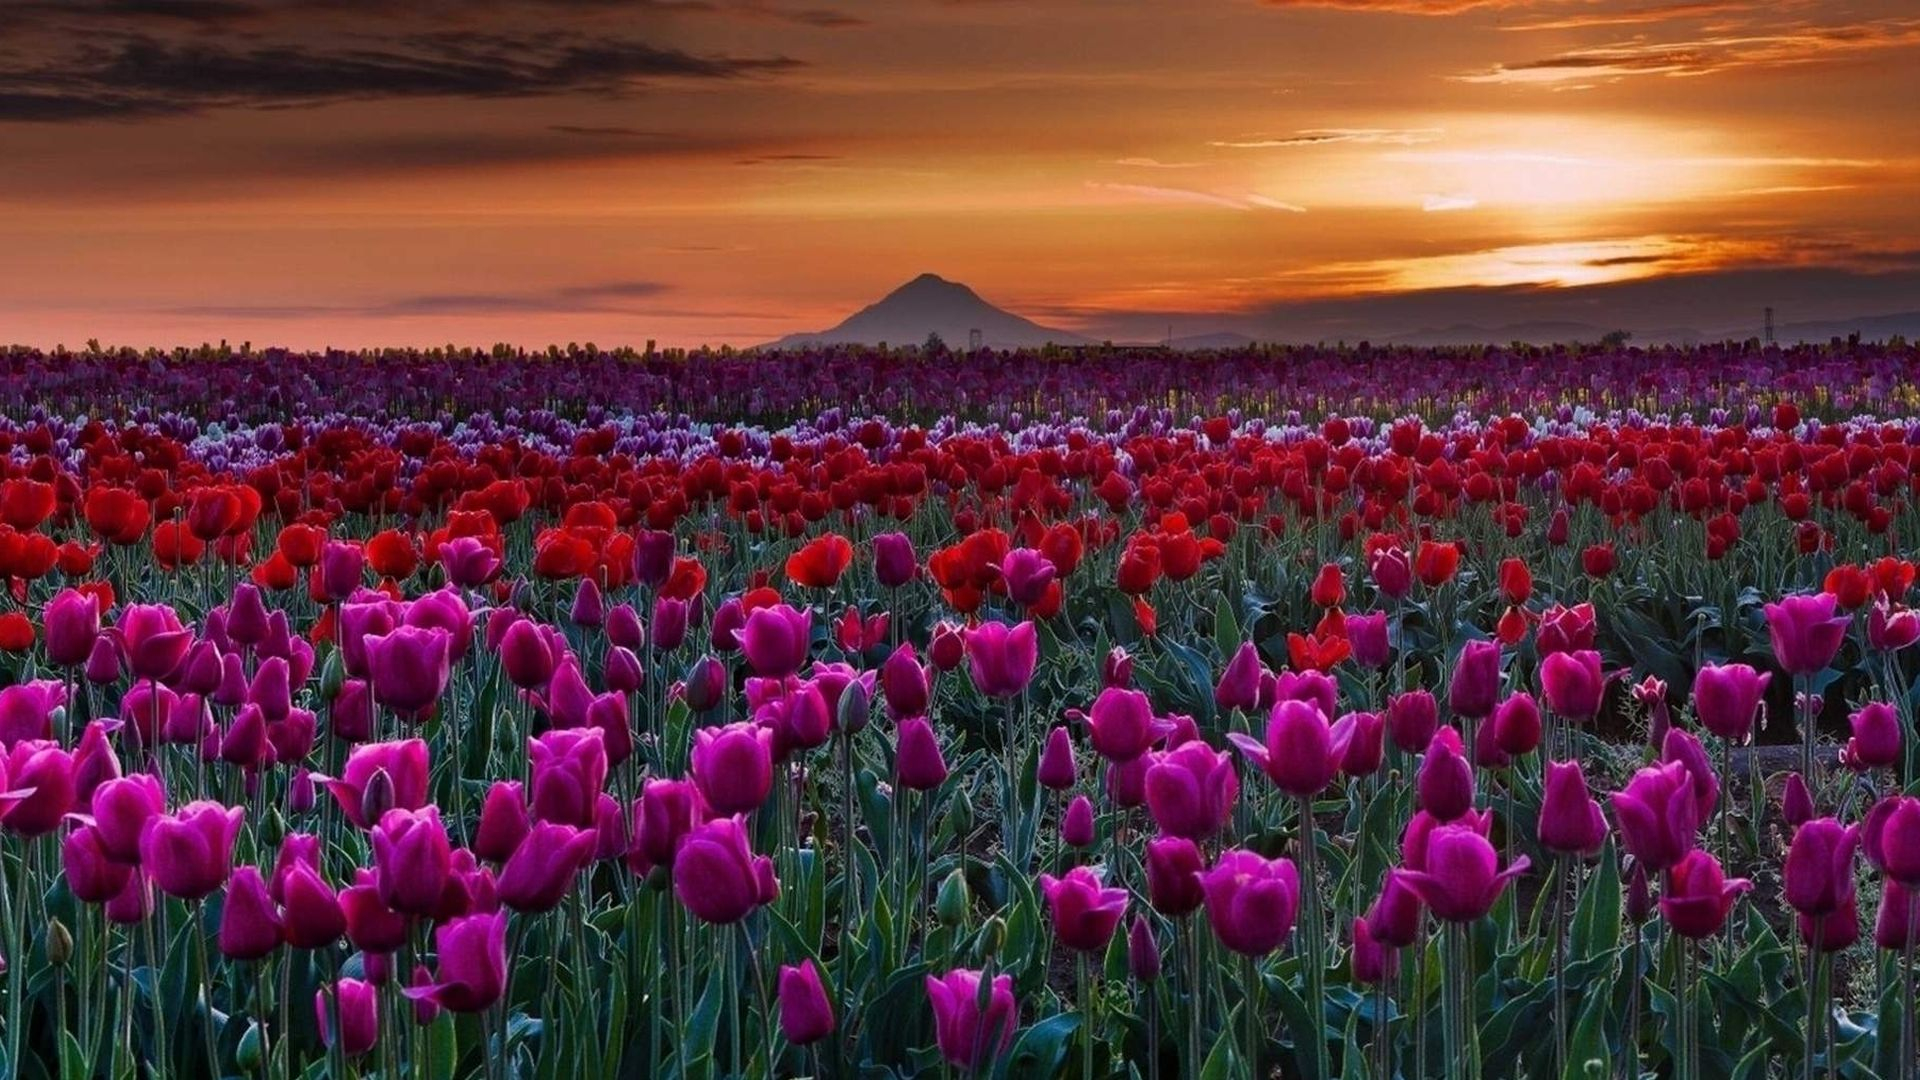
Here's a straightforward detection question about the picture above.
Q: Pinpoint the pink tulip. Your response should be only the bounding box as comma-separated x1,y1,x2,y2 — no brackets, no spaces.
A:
528,728,609,829
1609,761,1700,873
317,978,379,1056
1036,727,1077,790
691,723,774,815
1842,702,1901,770
896,717,950,791
219,866,283,960
1539,649,1604,721
326,739,430,830
1039,866,1128,951
1145,836,1204,917
1199,849,1301,955
371,806,452,917
734,604,813,677
778,960,836,1045
1399,824,1528,923
1416,728,1473,822
498,821,599,913
1538,760,1609,857
1448,640,1502,720
1863,796,1920,886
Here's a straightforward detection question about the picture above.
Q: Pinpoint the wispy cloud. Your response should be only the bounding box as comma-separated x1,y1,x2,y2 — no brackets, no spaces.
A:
1256,0,1525,14
1086,182,1306,212
1500,1,1758,32
1113,157,1208,169
1210,128,1441,149
1422,193,1479,211
1462,18,1920,84
164,280,674,319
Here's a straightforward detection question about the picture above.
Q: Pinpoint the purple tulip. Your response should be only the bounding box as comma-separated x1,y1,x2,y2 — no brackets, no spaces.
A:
1040,866,1128,951
1230,699,1335,798
778,960,836,1045
1447,639,1502,720
735,604,812,677
1145,836,1205,916
1659,850,1750,938
1539,649,1604,721
964,621,1038,699
1199,849,1301,955
925,970,1017,1071
1692,663,1770,743
1538,760,1608,857
140,800,243,900
896,717,950,791
672,816,778,924
498,821,599,913
691,723,774,815
1766,592,1850,675
1144,740,1238,840
405,911,509,1013
1399,824,1528,923
1609,761,1700,872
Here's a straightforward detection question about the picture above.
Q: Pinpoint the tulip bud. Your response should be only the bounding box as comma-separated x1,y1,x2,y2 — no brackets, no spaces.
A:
1782,772,1815,827
836,679,871,736
1127,915,1161,982
360,767,396,827
1061,795,1095,847
979,916,1006,958
1036,727,1077,791
935,868,970,926
45,918,72,968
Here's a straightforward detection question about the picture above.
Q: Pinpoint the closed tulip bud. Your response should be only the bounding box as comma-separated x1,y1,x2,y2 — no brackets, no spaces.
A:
317,979,379,1057
1387,690,1439,753
569,578,605,629
999,548,1055,608
1102,646,1133,689
317,541,366,601
1214,642,1265,712
691,723,774,815
1692,663,1770,743
1863,796,1920,886
1040,866,1128,951
45,588,102,668
45,918,72,968
672,816,778,925
219,866,283,960
1145,836,1204,916
873,532,918,589
896,717,949,791
498,618,556,691
777,960,836,1046
934,868,971,926
1200,849,1301,955
1399,825,1528,923
1782,772,1815,827
498,821,599,913
1492,692,1542,757
1061,795,1095,847
1347,612,1391,670
1659,850,1750,939
279,860,345,950
929,621,964,672
1538,760,1608,857
84,635,122,686
140,800,243,900
359,768,396,827
473,781,531,863
405,911,509,1014
372,807,451,917
964,621,1038,698
834,677,871,736
925,970,1017,1071
1125,915,1161,983
1036,727,1077,790
1842,701,1901,770
631,530,676,588
1447,640,1502,720
681,654,728,714
1334,710,1385,778
1144,740,1238,840
604,646,644,695
881,643,931,719
1417,728,1474,821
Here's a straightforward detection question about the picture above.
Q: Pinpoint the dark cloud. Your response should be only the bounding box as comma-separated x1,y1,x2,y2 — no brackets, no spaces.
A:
0,26,800,122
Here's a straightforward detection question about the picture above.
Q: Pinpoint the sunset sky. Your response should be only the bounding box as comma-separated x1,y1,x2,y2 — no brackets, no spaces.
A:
2,0,1917,347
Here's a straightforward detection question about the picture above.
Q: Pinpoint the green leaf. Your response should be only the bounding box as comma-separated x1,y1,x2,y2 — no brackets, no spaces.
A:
1001,1013,1081,1080
1571,844,1622,963
428,1013,459,1080
1214,593,1243,657
1560,983,1610,1080
1198,1022,1239,1080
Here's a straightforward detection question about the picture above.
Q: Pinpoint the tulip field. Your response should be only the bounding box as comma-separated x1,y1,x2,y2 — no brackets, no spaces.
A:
7,339,1920,1079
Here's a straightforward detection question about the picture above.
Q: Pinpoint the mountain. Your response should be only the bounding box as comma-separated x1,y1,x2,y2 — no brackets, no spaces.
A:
759,273,1090,350
1761,311,1920,343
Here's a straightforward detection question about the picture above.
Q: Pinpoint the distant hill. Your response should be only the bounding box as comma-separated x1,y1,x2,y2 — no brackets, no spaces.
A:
759,273,1090,350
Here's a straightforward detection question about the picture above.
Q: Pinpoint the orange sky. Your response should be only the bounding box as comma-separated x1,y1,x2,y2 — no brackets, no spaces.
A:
1,0,1916,347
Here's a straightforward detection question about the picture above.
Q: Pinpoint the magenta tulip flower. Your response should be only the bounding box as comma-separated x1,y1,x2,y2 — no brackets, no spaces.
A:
896,717,950,791
1863,796,1920,886
528,727,609,829
0,741,73,837
90,773,165,863
1692,663,1770,743
63,825,133,904
364,625,452,718
1076,687,1165,764
1416,728,1474,822
1061,795,1095,848
115,604,195,682
1448,639,1502,720
1766,593,1849,675
1347,612,1391,670
1842,702,1902,770
1230,699,1335,798
1538,760,1608,857
1784,817,1860,916
45,588,102,668
1144,740,1238,840
925,970,1017,1071
778,960,836,1045
1145,836,1205,917
1039,866,1129,952
1539,649,1604,721
405,911,509,1013
371,806,452,917
1198,849,1301,955
326,739,431,830
141,800,243,900
1399,824,1528,923
873,532,918,589
1364,868,1424,948
627,778,706,877
964,621,1038,698
1659,850,1750,938
498,821,599,913
219,866,283,960
691,722,775,815
672,816,778,925
1036,727,1077,790
734,604,813,677
1608,761,1700,873
1214,642,1265,712
1387,690,1440,754
880,643,931,719
0,681,64,748
317,979,379,1056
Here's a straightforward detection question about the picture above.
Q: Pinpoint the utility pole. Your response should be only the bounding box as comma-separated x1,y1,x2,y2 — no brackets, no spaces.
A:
1764,307,1776,345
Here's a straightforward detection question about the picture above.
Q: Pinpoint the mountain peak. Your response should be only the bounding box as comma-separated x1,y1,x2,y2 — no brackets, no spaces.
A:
760,274,1089,350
